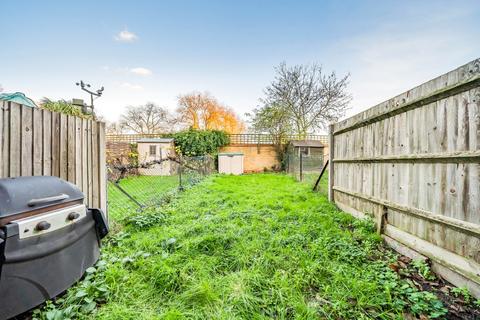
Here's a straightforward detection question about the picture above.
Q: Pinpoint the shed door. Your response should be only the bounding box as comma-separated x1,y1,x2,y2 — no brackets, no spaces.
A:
230,155,243,175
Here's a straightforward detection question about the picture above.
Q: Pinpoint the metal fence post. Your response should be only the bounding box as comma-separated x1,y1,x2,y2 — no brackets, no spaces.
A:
178,156,184,191
299,152,303,181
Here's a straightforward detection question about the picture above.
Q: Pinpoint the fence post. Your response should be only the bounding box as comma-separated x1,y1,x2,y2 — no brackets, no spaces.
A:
178,156,184,191
299,152,303,181
328,124,334,202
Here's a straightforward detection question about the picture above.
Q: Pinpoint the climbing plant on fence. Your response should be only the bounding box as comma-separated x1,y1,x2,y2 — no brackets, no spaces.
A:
173,129,229,156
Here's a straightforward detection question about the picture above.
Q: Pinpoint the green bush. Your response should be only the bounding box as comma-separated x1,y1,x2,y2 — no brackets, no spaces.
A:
173,129,229,156
40,98,94,119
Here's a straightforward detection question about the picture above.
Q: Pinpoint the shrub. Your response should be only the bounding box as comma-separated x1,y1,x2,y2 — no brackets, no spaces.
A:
173,129,229,156
39,98,94,119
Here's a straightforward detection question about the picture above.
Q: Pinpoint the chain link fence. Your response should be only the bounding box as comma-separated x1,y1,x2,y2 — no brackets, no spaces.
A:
287,152,329,192
107,155,215,220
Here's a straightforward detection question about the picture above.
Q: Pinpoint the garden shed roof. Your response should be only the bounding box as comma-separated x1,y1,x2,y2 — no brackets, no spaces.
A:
137,138,174,143
289,140,324,148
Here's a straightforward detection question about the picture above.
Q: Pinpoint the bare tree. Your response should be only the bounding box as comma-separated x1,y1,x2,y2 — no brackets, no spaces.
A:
264,62,351,135
119,103,172,134
247,103,292,145
247,103,293,167
106,121,126,134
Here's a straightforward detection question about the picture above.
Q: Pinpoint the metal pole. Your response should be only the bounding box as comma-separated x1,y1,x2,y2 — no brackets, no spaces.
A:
178,156,184,191
313,159,329,192
300,152,303,181
113,182,144,208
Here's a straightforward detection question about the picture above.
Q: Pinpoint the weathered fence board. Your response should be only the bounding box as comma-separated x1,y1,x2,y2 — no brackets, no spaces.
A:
0,102,106,213
329,58,480,297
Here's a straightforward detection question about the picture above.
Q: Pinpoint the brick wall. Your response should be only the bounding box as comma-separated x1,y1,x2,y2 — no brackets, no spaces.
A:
220,143,330,173
219,144,280,173
106,141,132,165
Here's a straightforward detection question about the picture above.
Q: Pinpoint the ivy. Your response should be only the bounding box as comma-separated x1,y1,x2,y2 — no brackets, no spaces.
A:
173,129,229,156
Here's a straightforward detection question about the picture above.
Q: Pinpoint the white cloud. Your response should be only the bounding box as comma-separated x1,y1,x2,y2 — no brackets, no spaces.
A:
130,67,152,76
120,82,143,91
114,29,138,42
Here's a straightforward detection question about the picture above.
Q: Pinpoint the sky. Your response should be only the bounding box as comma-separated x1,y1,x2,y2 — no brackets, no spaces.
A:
1,0,479,128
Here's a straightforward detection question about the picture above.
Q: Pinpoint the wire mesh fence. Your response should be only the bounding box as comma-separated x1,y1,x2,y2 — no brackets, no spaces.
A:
287,152,329,192
107,155,215,220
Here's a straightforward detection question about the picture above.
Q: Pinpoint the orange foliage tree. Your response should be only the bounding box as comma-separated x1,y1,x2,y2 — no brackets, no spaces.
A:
177,92,245,133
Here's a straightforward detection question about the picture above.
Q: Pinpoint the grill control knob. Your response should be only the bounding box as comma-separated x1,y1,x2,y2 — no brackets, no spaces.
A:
68,212,80,221
35,221,51,231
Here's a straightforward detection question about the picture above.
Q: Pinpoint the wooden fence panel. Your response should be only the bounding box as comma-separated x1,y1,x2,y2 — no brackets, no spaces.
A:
43,110,52,176
59,113,68,180
21,105,33,176
0,103,107,213
33,108,43,175
329,58,480,297
0,101,5,178
9,103,21,177
82,118,88,196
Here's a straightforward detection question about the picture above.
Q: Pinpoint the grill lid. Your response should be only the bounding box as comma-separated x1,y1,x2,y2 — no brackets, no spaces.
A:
0,176,84,218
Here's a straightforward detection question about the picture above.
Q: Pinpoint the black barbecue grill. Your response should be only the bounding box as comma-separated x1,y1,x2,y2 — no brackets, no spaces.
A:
0,176,108,320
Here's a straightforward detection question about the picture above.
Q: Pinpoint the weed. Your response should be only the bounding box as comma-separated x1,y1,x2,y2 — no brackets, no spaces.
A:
451,287,474,304
32,258,111,320
411,259,436,281
32,174,477,319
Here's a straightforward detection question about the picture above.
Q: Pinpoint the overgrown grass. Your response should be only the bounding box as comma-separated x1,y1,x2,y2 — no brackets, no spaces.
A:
36,173,466,319
107,175,179,220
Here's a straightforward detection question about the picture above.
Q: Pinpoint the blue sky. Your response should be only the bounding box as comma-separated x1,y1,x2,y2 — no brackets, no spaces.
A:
1,0,479,125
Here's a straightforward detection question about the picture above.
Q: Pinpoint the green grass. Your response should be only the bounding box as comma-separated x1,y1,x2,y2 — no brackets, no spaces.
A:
108,175,179,220
36,173,452,319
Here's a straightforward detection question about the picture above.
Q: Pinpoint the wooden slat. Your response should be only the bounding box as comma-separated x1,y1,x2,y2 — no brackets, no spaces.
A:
9,103,21,177
21,105,33,176
75,117,83,189
333,150,480,163
97,122,107,213
82,119,88,195
67,115,76,183
87,120,93,207
43,110,52,175
51,112,60,177
33,108,43,175
385,225,480,285
333,186,480,237
92,121,99,208
1,102,8,177
0,101,4,178
59,114,68,180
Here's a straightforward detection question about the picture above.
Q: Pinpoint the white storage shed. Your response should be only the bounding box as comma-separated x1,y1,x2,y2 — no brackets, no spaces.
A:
218,153,244,175
137,138,176,176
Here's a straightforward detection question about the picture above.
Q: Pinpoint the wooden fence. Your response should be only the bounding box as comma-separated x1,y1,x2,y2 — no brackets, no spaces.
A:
328,58,480,297
0,101,107,212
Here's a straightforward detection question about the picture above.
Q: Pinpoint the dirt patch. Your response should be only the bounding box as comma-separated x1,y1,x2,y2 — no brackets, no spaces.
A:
390,255,480,320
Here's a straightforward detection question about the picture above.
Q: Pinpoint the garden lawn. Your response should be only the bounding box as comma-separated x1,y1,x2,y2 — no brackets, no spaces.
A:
37,174,460,319
107,175,179,220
